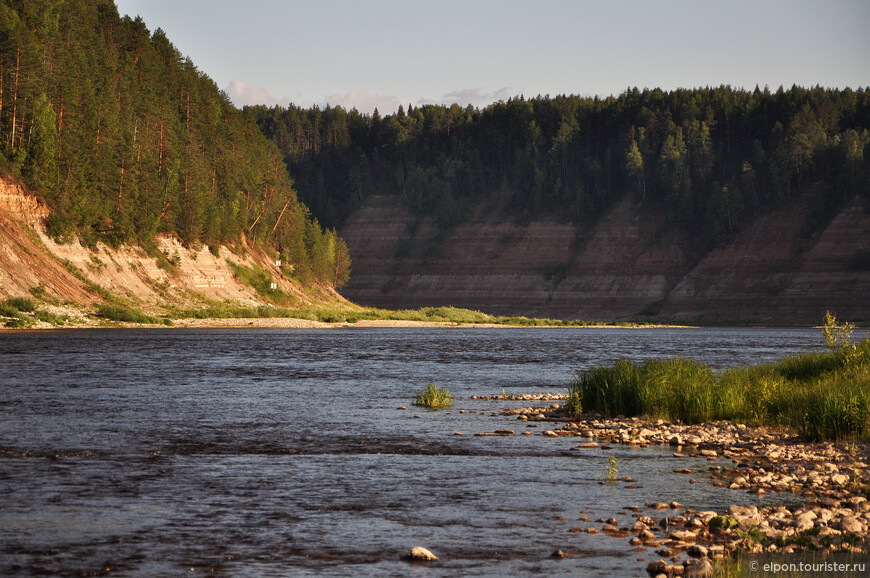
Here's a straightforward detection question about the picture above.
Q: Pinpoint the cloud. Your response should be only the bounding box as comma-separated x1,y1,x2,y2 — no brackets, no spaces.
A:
323,91,401,115
224,79,288,108
223,83,519,115
419,87,515,109
224,83,400,114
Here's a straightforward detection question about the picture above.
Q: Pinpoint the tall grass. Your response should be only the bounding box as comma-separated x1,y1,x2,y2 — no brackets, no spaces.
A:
414,383,454,409
568,340,870,441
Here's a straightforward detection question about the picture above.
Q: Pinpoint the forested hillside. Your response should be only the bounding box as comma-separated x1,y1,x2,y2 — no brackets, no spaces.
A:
0,0,349,288
253,86,870,247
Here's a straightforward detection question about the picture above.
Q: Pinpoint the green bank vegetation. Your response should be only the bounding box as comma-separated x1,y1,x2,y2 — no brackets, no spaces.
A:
167,303,650,327
567,313,870,441
414,382,454,410
94,304,172,326
0,296,69,327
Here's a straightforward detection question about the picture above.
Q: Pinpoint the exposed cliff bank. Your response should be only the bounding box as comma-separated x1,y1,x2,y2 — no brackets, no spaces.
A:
0,178,346,314
340,194,870,324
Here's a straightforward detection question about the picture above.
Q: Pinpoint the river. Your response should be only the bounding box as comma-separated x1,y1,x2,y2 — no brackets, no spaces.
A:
0,326,851,576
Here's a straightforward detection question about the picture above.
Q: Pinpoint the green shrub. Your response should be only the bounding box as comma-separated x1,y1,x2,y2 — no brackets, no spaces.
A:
564,390,582,416
414,382,454,409
6,297,36,312
0,303,19,318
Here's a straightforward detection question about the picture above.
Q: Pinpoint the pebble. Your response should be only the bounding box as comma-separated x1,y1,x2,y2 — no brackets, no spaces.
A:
488,397,870,565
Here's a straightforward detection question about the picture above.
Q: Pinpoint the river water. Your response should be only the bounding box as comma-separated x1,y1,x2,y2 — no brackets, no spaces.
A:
0,326,852,576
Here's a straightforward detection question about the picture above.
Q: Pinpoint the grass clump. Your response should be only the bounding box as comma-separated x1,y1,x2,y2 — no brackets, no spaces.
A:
570,358,716,423
414,382,454,409
95,304,171,325
226,260,294,305
605,456,618,482
567,314,870,441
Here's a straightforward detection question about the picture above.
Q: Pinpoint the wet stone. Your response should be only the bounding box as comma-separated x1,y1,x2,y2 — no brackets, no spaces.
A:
407,546,439,562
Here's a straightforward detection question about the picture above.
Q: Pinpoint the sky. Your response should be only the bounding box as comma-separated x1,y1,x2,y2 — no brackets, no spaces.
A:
114,0,870,115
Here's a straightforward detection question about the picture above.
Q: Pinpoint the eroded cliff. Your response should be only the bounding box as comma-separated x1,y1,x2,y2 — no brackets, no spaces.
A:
0,178,343,312
340,194,870,323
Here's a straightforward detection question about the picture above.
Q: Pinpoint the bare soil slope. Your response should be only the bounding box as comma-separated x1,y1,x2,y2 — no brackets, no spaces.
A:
0,178,344,312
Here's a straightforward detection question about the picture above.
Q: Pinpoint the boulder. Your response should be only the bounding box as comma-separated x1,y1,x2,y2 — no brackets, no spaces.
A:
839,516,865,534
407,546,439,561
684,558,714,577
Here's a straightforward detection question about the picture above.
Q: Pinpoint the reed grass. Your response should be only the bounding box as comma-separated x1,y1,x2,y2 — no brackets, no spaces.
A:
414,382,454,409
568,340,870,441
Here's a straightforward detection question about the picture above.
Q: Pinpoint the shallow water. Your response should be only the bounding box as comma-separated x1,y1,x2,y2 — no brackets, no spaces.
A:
0,326,852,575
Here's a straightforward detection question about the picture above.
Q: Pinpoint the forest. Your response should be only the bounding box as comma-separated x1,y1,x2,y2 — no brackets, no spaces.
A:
0,0,349,288
253,86,870,247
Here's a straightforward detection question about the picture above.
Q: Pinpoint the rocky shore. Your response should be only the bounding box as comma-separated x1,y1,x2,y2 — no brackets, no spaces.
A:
486,397,870,576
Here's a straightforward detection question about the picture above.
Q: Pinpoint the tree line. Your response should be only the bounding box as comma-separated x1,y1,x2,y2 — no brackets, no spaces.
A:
0,0,349,288
253,85,870,246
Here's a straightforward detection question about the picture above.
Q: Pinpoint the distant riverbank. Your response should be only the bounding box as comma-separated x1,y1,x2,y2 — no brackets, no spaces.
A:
1,299,687,331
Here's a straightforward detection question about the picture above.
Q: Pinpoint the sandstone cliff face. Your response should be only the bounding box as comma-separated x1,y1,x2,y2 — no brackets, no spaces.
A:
0,181,95,304
0,178,338,310
340,194,870,323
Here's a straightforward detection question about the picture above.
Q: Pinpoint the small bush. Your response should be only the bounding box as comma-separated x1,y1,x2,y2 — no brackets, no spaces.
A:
564,390,582,416
414,382,454,409
5,297,35,312
0,303,19,318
